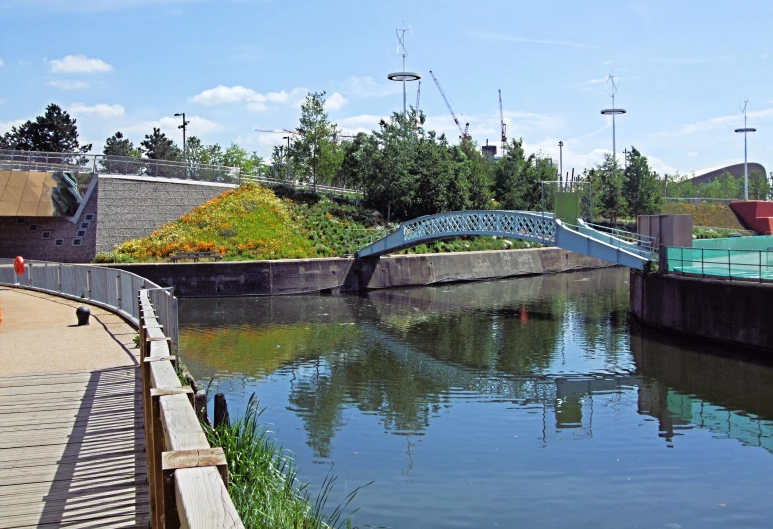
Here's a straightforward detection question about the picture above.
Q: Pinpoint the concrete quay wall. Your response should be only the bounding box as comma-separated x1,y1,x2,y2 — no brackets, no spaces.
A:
109,248,613,298
630,270,773,352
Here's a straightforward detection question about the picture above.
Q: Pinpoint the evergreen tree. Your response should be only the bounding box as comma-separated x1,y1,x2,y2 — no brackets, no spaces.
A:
622,146,662,216
103,131,140,157
1,103,91,153
141,128,181,160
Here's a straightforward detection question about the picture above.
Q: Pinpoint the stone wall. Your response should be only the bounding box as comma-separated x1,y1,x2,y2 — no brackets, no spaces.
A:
0,178,99,263
108,248,614,298
630,270,773,352
95,176,233,254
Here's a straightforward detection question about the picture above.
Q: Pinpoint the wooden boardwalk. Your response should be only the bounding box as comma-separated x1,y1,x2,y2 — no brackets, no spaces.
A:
0,288,149,527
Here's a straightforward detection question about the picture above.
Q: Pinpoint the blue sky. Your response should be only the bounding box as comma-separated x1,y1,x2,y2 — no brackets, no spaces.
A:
1,0,771,177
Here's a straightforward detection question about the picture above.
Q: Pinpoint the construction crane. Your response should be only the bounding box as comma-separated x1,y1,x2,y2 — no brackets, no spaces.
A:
429,70,470,140
499,89,507,154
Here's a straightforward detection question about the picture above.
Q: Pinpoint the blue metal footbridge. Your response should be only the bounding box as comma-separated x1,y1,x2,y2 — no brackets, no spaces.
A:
355,210,655,270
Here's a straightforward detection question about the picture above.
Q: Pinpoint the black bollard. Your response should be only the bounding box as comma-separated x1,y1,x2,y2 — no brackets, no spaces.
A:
214,393,230,428
75,306,91,326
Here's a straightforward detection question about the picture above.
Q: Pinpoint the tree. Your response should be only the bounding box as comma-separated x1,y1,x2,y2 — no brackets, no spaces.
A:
141,128,181,161
492,139,546,211
101,131,140,174
596,154,626,225
748,169,771,200
1,103,91,153
103,131,140,158
292,91,335,191
623,146,662,216
141,127,182,177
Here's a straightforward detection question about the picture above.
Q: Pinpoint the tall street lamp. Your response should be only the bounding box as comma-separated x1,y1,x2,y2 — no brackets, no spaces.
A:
282,136,291,183
558,141,564,185
174,113,190,165
600,73,626,166
735,99,756,200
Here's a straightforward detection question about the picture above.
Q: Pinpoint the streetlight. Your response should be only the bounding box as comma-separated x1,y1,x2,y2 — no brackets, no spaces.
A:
558,141,564,185
174,113,190,165
600,73,626,165
387,26,421,117
282,136,291,184
735,99,756,200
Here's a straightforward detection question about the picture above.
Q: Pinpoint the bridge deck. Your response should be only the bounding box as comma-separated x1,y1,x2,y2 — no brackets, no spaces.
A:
0,288,148,527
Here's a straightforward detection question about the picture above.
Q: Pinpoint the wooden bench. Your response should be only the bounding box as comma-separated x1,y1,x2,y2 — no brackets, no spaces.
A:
170,251,222,263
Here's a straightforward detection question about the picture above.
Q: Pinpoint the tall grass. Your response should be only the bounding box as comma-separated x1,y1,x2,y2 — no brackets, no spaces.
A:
203,395,368,528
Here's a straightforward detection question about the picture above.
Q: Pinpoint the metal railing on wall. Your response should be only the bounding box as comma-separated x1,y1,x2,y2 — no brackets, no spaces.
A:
0,148,241,184
0,148,362,195
664,247,773,282
0,259,178,352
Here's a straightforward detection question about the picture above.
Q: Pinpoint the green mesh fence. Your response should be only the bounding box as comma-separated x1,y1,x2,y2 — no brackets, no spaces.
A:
693,235,773,251
666,247,773,281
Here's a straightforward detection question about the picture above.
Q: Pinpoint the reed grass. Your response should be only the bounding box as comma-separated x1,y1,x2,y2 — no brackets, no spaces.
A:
203,395,369,528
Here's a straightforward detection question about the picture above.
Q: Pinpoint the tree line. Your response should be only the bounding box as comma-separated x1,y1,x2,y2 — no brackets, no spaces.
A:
3,101,771,225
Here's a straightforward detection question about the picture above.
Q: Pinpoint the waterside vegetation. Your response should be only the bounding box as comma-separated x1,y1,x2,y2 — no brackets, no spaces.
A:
203,395,365,529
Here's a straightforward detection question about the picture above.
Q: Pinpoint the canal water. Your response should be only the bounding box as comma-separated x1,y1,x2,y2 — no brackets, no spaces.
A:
179,268,773,528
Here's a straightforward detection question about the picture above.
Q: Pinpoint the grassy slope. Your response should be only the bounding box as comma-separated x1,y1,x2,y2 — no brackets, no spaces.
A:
98,184,532,262
661,202,746,230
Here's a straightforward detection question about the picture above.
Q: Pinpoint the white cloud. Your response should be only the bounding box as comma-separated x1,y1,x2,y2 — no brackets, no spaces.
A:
189,85,307,111
471,32,602,50
126,115,219,144
18,60,31,66
48,79,89,90
0,59,4,68
688,151,698,157
0,119,26,134
649,57,711,65
68,103,125,118
337,114,389,135
50,55,113,74
325,92,347,111
341,76,402,98
678,108,773,135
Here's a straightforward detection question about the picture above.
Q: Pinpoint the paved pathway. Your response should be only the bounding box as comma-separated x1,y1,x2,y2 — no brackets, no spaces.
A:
0,287,149,527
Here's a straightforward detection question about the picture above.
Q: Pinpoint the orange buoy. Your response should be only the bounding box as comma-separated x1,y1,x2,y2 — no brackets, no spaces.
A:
13,256,24,276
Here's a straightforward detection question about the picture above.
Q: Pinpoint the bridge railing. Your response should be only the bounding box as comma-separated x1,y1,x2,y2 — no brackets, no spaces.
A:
0,258,178,352
574,221,657,259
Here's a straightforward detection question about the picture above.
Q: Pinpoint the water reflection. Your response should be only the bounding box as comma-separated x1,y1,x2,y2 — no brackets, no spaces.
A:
179,268,773,528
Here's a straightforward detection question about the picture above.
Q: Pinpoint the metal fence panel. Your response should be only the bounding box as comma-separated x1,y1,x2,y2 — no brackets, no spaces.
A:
666,246,773,282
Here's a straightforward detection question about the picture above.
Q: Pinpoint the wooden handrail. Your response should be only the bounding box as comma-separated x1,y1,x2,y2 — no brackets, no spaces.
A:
139,290,243,528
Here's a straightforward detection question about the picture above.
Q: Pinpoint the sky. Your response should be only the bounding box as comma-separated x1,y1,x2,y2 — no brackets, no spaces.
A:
0,0,771,177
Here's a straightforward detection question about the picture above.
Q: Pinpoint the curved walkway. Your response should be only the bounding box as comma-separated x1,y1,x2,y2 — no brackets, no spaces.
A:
0,287,148,527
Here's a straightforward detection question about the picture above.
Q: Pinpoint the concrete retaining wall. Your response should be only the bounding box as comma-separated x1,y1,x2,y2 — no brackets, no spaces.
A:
108,248,613,298
630,270,773,352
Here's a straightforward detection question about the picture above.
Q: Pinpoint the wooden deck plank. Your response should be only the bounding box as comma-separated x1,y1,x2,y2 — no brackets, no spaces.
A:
0,455,147,487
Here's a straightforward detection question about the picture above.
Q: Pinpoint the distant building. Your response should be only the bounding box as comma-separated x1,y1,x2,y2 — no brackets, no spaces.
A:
481,144,497,159
687,162,767,185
